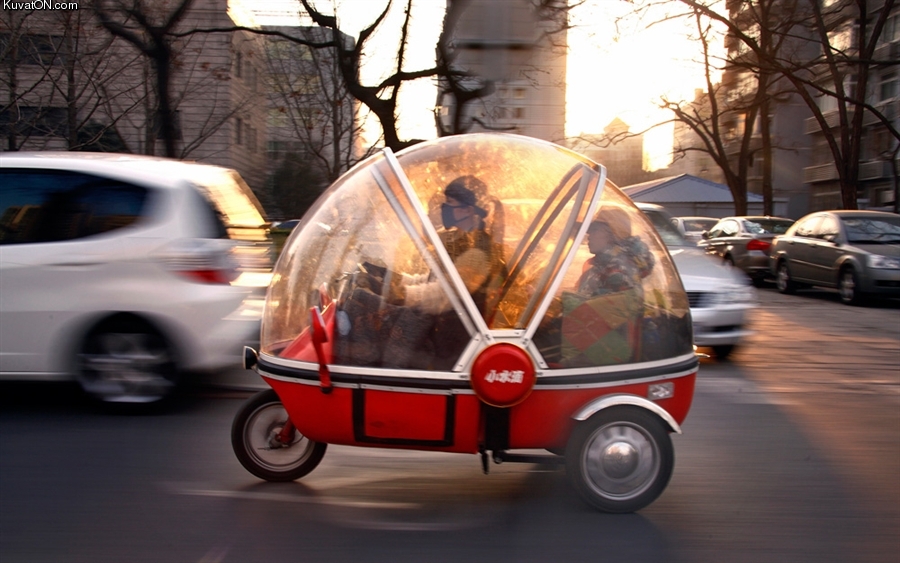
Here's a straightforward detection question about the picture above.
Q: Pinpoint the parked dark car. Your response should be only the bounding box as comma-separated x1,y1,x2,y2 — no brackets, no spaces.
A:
699,216,794,286
769,210,900,305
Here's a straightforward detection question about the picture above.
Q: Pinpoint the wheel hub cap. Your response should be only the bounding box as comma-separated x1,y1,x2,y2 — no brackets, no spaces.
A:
601,441,639,479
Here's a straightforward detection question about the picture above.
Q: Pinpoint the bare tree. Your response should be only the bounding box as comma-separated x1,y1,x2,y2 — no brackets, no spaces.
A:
263,25,372,182
661,8,760,215
187,0,577,151
674,0,899,210
0,9,145,152
91,0,197,157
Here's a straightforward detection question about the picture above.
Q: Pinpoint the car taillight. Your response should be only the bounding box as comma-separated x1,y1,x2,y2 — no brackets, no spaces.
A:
178,268,237,284
747,239,771,252
159,239,239,284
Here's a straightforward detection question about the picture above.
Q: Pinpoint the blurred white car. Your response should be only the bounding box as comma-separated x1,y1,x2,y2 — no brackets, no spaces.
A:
638,204,756,359
0,153,271,404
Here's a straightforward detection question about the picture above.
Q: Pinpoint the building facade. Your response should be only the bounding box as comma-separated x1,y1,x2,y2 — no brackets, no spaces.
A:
437,0,567,143
569,118,669,187
1,0,268,194
801,0,899,211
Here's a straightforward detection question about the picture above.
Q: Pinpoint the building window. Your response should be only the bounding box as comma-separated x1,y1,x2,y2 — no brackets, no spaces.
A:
247,124,256,152
882,12,898,43
267,108,289,128
245,61,255,90
0,106,67,137
235,118,243,145
878,71,898,101
234,51,242,78
827,24,853,54
0,34,65,66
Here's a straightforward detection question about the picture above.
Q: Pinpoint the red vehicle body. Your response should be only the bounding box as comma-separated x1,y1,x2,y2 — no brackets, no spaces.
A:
234,134,698,513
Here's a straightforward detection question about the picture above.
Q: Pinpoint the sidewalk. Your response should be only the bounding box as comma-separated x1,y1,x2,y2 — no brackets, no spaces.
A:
726,285,900,541
731,286,900,399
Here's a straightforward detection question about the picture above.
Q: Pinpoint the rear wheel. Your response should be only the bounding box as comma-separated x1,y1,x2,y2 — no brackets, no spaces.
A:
838,267,865,306
232,389,326,482
77,317,179,404
566,407,674,513
776,261,796,294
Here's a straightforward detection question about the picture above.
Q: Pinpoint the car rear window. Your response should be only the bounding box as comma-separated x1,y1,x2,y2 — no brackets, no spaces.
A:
191,169,267,233
747,219,793,235
187,167,273,272
642,209,689,247
0,169,148,245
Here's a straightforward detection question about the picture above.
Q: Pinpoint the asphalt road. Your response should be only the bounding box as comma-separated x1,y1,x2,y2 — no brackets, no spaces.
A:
1,286,898,563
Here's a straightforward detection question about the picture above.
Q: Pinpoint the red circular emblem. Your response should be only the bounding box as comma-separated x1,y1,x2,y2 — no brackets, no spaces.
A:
470,343,536,407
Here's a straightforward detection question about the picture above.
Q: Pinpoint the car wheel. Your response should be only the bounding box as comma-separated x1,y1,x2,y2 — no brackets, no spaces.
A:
776,261,796,294
838,267,865,306
232,389,327,482
77,317,179,404
712,344,735,360
565,406,674,513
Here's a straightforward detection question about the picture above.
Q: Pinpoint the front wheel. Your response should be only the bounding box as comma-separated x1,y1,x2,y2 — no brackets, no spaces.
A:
838,267,865,306
232,389,326,481
77,317,179,404
566,407,674,513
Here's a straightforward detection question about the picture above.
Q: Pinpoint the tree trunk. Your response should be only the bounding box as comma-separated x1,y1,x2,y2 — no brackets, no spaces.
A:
154,47,178,158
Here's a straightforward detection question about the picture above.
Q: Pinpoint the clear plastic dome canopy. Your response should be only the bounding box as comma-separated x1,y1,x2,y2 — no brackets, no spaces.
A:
262,134,692,374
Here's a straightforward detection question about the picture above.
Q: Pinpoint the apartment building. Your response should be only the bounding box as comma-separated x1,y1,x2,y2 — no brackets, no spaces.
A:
438,0,567,143
1,0,268,193
712,0,899,215
569,119,668,187
802,0,899,211
716,0,817,217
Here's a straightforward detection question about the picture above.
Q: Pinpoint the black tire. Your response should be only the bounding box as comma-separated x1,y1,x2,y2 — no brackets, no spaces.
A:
776,260,796,294
712,344,735,360
231,389,326,482
76,317,179,404
838,267,865,306
565,406,674,513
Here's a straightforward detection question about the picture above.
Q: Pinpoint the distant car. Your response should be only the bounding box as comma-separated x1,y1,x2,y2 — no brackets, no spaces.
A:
0,152,271,404
671,216,718,244
270,219,302,257
699,216,795,286
769,210,900,305
272,219,301,231
638,203,756,359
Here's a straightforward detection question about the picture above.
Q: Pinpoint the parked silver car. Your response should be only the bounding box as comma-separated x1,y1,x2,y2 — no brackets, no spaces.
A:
638,204,756,359
769,210,900,305
699,216,795,286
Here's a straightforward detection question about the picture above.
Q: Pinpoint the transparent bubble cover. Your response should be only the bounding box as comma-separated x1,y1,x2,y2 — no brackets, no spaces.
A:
262,134,691,372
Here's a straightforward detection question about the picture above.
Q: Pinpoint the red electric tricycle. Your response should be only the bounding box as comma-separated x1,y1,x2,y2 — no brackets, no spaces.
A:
233,133,697,513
